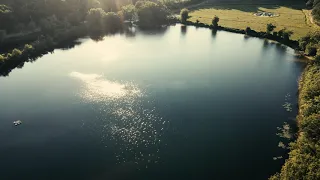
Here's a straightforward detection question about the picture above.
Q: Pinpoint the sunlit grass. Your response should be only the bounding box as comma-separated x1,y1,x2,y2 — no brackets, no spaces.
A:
189,5,320,40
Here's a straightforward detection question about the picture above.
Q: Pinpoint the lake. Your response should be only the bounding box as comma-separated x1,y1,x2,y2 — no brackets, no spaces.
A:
0,25,304,180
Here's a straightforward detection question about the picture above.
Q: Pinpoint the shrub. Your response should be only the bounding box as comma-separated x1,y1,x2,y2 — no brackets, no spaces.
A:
180,8,189,23
245,27,251,35
11,49,22,57
267,23,276,33
212,16,219,28
306,43,317,56
0,54,5,62
273,31,278,36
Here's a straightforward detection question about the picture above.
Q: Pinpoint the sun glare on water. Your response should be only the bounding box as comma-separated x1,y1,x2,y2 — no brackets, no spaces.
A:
70,71,167,168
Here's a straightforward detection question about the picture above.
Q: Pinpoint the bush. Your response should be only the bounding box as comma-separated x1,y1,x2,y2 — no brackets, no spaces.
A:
180,8,189,23
306,43,317,56
267,23,276,33
11,49,22,57
212,16,219,28
0,54,5,62
245,27,251,35
273,31,278,36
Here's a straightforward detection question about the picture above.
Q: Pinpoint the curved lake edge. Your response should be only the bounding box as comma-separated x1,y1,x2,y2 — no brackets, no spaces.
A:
0,24,311,179
0,20,312,76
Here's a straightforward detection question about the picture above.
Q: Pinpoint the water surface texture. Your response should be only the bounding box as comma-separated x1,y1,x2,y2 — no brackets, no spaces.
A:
0,25,303,180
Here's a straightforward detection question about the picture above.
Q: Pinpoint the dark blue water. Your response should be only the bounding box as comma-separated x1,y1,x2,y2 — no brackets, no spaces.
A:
0,25,303,180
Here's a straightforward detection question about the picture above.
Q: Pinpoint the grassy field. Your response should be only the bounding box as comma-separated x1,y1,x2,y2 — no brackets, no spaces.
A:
188,2,320,40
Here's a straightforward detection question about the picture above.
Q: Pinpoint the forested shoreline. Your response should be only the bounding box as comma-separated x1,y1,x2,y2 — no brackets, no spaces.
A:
1,1,320,179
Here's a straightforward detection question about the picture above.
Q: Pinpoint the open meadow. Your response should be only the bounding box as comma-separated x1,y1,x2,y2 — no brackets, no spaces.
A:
188,1,320,40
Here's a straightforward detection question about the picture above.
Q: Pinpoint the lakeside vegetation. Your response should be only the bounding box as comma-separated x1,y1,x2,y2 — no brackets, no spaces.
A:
1,1,320,179
270,62,320,180
0,0,174,75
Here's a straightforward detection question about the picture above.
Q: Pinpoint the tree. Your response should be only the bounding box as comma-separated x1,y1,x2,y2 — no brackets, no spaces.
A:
120,4,136,21
104,12,122,32
135,1,169,27
266,23,276,33
212,16,219,28
306,43,317,56
180,8,189,23
86,8,106,31
245,27,251,35
315,55,320,64
282,30,293,42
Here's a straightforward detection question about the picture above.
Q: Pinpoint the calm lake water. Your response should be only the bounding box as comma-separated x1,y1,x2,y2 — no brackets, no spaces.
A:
0,25,303,180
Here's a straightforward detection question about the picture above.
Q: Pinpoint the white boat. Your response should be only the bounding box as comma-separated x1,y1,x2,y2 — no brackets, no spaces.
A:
13,120,22,126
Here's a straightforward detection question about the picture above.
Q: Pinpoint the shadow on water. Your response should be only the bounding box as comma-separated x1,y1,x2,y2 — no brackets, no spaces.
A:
137,26,169,36
197,0,304,12
262,39,271,50
181,25,187,36
56,40,82,51
211,29,217,38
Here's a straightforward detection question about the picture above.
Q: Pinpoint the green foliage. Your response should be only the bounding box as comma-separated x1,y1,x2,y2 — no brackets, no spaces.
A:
0,54,6,62
267,23,276,33
310,0,320,21
306,43,317,56
180,8,189,23
120,4,136,21
11,48,22,57
271,64,320,180
135,1,169,27
0,4,11,14
299,32,320,56
277,28,293,41
315,55,320,64
245,27,251,35
104,12,122,32
212,16,219,28
301,115,320,142
86,8,106,31
24,44,33,52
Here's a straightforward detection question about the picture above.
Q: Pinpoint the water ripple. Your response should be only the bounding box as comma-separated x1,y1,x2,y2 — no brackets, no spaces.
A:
70,71,166,169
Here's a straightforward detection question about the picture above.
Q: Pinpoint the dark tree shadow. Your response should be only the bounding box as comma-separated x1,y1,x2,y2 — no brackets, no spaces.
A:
181,25,187,36
211,29,217,38
137,26,169,36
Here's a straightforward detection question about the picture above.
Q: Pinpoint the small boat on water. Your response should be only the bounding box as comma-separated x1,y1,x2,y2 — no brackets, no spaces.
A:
13,120,22,126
